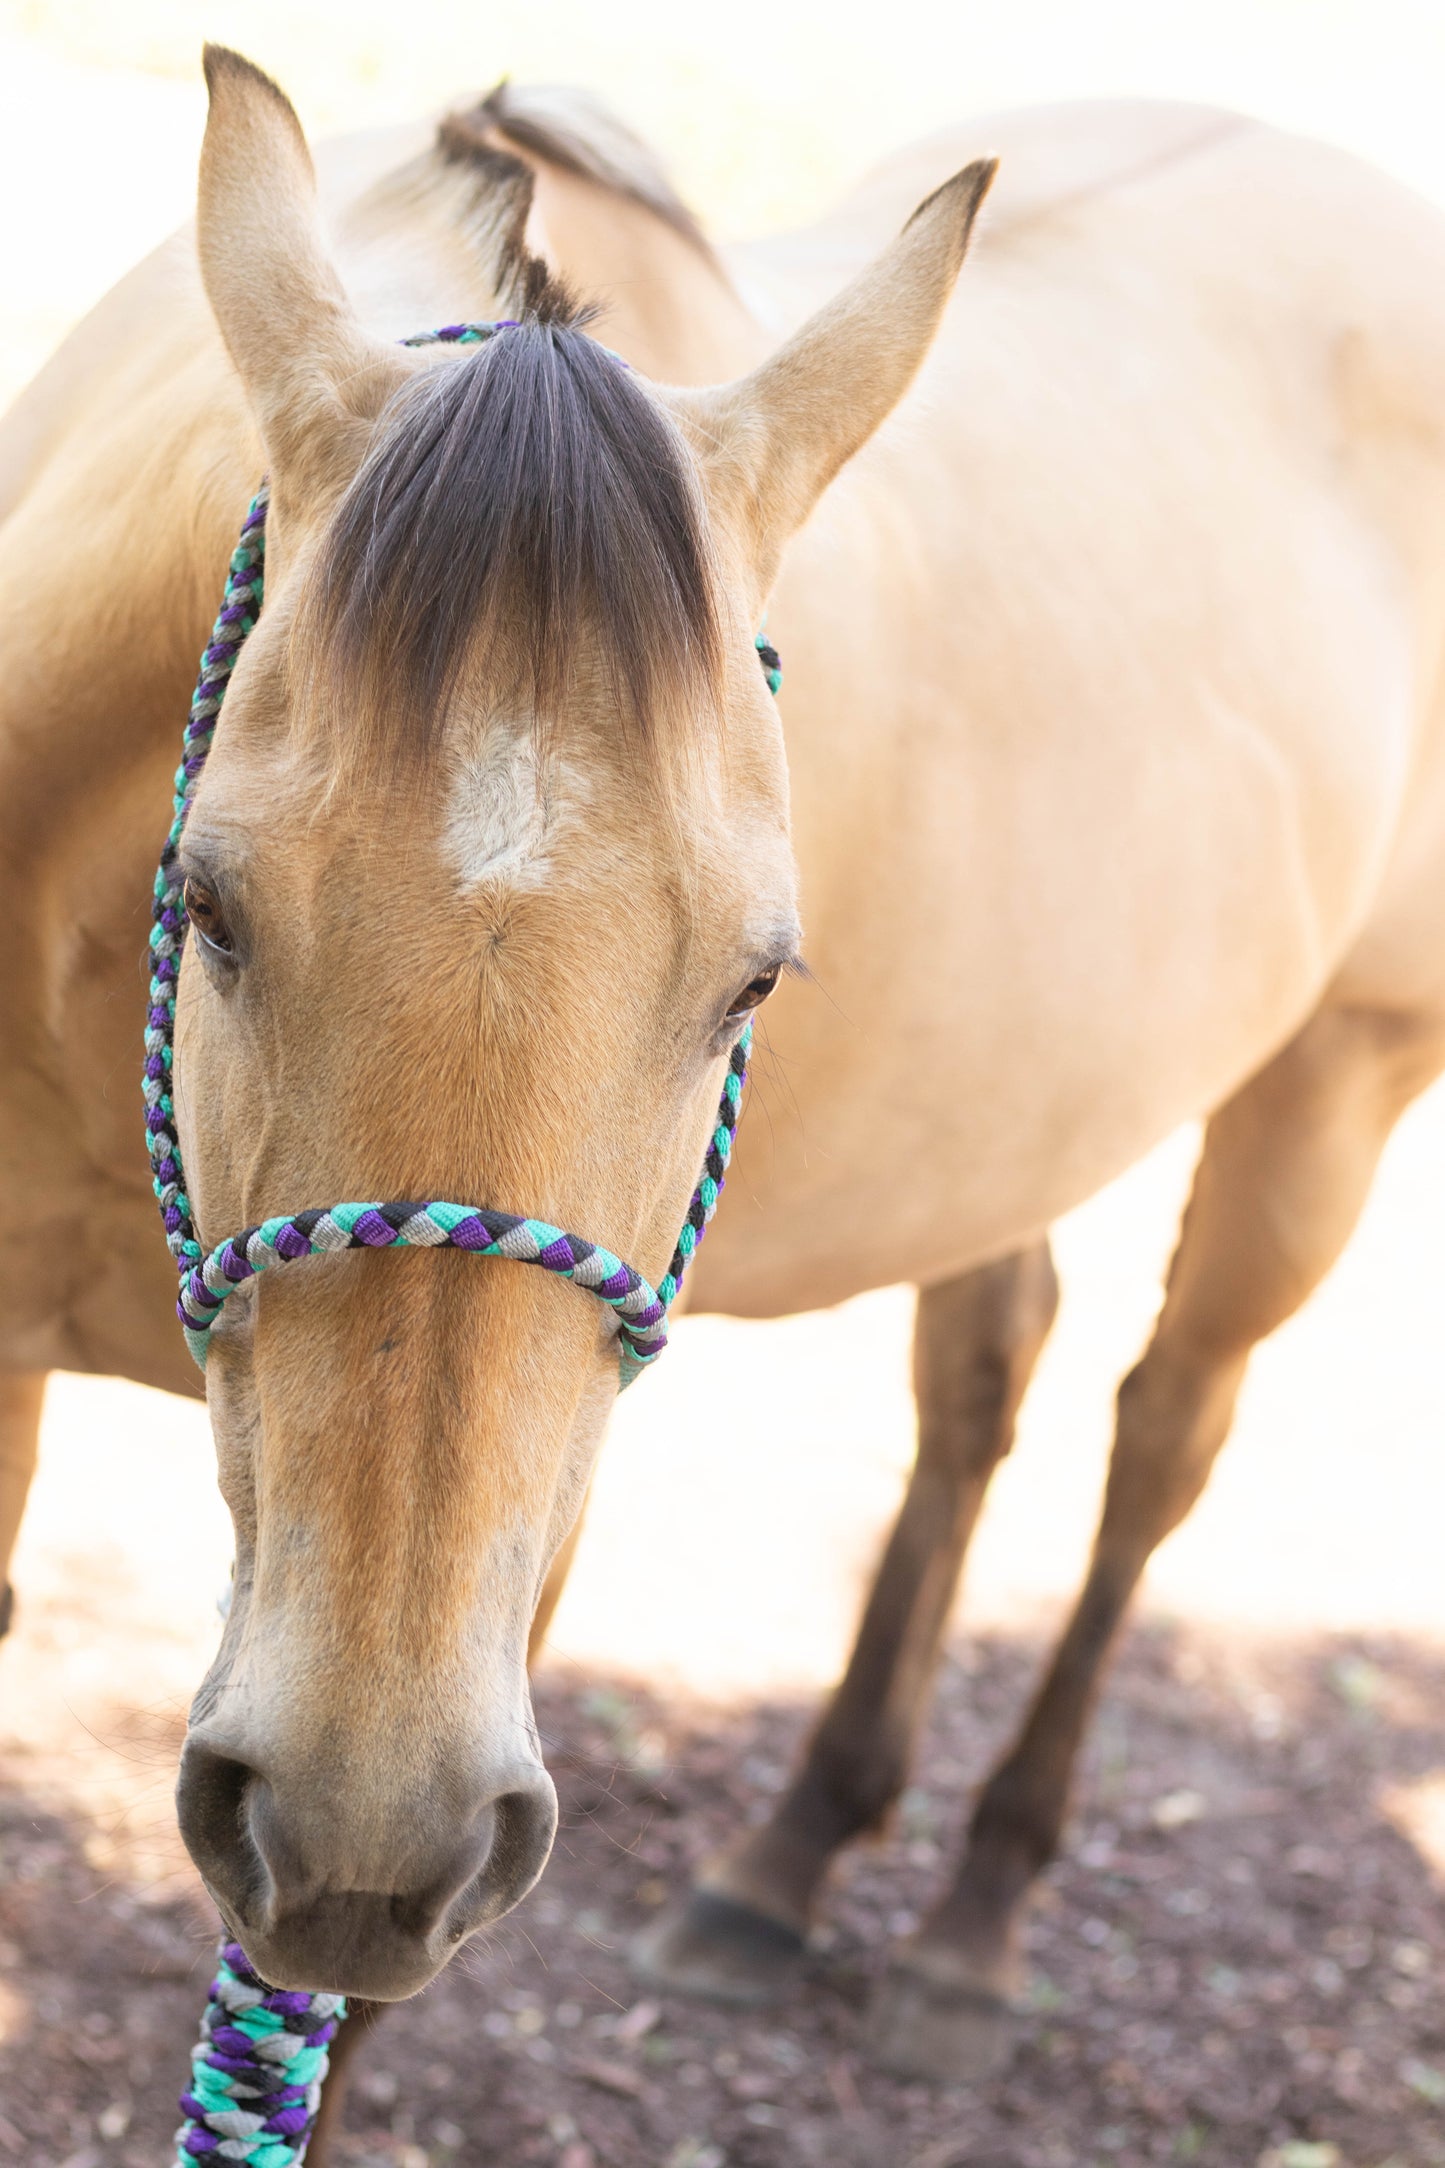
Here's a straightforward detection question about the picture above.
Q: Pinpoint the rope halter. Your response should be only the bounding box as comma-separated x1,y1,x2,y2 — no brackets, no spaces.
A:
145,322,775,1389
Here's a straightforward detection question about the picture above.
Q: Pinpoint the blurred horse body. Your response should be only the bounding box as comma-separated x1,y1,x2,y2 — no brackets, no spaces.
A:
2,73,1445,2096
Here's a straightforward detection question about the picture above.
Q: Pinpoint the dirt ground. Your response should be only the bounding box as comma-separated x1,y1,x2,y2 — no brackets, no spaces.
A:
3,1090,1445,2168
2,1623,1444,2168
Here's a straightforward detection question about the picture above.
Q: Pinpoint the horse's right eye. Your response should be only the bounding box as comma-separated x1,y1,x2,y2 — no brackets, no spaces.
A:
726,963,781,1021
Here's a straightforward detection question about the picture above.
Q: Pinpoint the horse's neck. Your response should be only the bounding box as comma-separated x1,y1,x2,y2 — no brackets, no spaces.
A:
327,124,768,386
517,159,768,384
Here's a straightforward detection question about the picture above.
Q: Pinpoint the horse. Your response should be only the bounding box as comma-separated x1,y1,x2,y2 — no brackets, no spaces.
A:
4,46,1445,2140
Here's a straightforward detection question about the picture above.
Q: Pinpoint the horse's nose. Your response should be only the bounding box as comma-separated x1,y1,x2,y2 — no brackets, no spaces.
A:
176,1736,557,1998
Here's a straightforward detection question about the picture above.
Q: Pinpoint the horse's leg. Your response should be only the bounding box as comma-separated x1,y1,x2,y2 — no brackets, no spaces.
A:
870,1000,1445,2081
299,1999,384,2168
635,1242,1059,2002
303,1503,590,2161
0,1371,45,1640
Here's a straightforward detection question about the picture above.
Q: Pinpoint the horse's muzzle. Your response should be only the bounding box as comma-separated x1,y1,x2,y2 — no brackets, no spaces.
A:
176,1734,558,1998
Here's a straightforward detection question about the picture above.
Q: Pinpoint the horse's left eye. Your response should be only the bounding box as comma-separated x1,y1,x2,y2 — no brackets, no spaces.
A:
184,878,234,958
727,963,781,1019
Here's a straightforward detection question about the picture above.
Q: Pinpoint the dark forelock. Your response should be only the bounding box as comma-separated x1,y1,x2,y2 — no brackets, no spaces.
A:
308,305,722,750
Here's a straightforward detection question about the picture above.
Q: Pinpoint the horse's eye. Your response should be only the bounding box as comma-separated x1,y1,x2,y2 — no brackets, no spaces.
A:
728,963,781,1019
184,878,234,958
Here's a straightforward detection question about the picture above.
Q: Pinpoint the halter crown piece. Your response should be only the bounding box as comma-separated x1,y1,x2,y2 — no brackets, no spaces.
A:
150,323,776,2167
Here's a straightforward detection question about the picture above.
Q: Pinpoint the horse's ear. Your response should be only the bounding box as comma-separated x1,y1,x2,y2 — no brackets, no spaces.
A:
675,158,997,593
197,46,409,513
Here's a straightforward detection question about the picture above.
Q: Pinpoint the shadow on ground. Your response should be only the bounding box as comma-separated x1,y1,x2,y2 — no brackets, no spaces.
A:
2,1623,1444,2168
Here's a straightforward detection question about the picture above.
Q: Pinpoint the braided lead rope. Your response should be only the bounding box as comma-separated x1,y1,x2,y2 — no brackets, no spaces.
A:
175,1943,343,2166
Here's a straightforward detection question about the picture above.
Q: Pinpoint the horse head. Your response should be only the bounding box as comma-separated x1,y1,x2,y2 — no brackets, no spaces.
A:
172,44,993,1999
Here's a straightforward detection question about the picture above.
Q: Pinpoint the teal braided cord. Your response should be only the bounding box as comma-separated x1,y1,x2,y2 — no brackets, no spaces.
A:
145,486,268,1273
179,1202,668,1380
176,1019,752,1386
175,1941,344,2165
653,1022,751,1314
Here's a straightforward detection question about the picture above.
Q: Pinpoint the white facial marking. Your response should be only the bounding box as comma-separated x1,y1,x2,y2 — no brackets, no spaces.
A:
445,728,590,888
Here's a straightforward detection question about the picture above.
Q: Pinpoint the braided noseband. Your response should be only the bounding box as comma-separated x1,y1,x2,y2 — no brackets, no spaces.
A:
146,320,774,1390
157,324,778,2166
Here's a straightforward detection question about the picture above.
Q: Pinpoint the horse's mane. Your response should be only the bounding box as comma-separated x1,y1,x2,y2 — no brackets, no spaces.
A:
303,91,723,752
438,81,714,260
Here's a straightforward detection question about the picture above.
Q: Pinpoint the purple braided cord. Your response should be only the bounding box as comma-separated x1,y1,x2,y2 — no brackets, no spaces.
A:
174,1942,343,2166
145,485,268,1275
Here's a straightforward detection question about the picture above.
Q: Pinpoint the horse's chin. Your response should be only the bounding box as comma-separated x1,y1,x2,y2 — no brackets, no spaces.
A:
205,1888,467,2003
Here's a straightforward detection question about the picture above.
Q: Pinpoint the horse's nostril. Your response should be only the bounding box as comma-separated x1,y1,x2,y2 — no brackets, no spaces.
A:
458,1779,559,1930
176,1738,262,1901
491,1786,553,1887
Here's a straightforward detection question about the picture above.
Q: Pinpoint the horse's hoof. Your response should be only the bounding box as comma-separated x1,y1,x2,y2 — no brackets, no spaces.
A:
867,1954,1017,2082
630,1887,806,2005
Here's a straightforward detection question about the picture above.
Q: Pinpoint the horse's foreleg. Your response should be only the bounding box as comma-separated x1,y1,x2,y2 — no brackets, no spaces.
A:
869,1000,1445,2082
297,1997,384,2168
0,1371,45,1640
633,1242,1058,2003
528,1495,589,1666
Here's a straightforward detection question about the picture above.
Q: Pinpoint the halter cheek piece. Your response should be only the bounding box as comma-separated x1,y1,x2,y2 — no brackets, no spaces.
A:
145,321,779,1394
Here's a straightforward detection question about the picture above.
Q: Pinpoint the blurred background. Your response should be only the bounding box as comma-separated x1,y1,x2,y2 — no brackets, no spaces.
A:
4,4,1445,2166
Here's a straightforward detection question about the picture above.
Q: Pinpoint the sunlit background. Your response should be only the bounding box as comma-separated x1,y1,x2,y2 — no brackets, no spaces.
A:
4,4,1445,2163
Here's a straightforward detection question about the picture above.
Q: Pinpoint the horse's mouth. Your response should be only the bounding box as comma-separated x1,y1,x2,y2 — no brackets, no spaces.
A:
178,1736,558,1998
